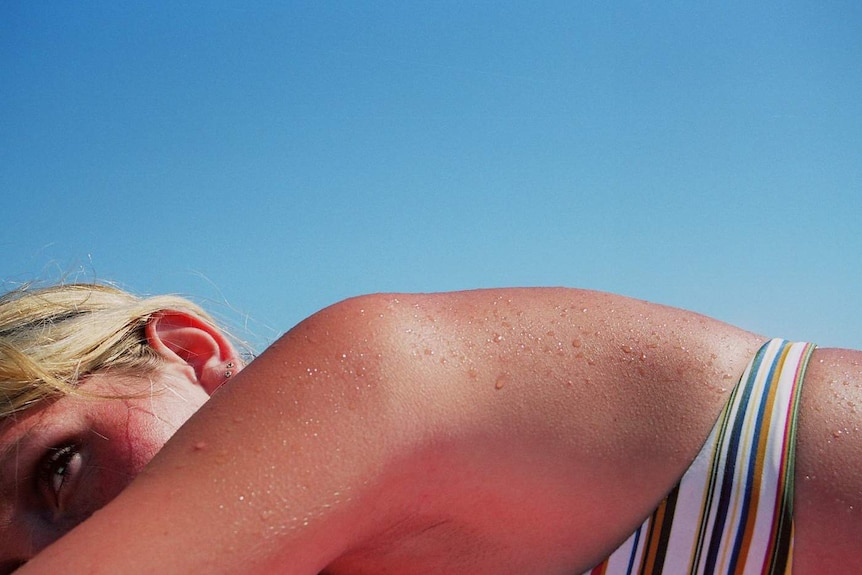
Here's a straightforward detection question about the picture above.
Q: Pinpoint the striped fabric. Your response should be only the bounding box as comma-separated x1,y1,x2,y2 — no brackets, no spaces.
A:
584,339,816,575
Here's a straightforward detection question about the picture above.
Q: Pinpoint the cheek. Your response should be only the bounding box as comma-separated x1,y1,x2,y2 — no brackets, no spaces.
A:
90,414,166,490
85,401,203,508
125,393,209,469
94,391,209,478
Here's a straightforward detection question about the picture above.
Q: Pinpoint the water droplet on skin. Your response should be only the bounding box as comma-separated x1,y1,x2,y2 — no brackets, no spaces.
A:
572,338,582,348
495,374,507,390
194,441,207,451
492,333,503,343
621,345,633,354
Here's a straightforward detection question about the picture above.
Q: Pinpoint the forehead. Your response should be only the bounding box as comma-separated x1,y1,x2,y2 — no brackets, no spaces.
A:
0,382,131,460
0,373,150,448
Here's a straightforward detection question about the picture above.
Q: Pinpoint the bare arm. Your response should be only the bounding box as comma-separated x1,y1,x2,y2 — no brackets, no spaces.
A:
20,288,770,574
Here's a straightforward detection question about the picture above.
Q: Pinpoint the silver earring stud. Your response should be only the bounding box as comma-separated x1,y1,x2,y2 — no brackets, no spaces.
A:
224,362,235,378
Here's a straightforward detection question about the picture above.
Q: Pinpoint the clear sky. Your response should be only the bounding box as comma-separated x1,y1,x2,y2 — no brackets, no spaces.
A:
2,2,860,350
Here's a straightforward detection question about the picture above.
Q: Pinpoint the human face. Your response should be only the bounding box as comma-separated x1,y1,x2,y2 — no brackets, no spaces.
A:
0,367,209,572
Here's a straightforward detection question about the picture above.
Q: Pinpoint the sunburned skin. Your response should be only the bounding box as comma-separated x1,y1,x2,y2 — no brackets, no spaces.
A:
0,368,210,573
3,288,861,573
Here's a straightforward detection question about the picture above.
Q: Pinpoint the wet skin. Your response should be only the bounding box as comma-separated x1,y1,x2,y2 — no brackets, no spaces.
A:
3,289,861,573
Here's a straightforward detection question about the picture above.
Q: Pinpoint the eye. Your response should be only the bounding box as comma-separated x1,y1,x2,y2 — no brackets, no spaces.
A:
37,443,83,511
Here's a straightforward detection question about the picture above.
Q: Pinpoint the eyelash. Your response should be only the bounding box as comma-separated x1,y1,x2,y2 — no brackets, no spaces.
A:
37,443,82,509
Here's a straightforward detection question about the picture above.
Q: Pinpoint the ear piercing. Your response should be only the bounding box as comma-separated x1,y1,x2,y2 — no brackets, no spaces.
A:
224,362,235,379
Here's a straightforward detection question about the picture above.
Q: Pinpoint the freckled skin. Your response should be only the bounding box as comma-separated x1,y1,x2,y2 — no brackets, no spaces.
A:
11,288,862,574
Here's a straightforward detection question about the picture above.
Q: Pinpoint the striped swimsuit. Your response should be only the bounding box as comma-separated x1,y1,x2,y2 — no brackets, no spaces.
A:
585,339,815,575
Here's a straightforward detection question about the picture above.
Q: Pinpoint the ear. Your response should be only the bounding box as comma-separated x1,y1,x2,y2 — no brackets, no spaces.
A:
145,311,241,395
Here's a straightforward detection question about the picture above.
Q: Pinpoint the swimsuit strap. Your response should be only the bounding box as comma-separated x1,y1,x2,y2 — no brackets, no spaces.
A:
586,339,816,575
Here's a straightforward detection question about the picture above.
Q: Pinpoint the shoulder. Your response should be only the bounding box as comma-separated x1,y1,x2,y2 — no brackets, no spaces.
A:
286,287,765,436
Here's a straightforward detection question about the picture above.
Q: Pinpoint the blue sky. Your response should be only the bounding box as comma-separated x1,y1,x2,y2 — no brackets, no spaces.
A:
2,2,860,350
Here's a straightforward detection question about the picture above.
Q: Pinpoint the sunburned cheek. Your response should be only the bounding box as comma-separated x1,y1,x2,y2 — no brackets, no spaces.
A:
93,411,176,493
89,393,204,503
122,396,200,466
83,434,164,518
123,419,174,474
123,432,157,475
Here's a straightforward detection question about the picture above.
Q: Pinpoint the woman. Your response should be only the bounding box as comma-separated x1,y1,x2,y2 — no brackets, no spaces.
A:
1,283,859,573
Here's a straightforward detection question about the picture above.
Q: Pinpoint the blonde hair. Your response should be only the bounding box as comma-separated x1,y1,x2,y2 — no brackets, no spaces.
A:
0,282,224,420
